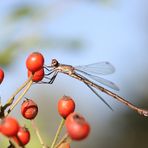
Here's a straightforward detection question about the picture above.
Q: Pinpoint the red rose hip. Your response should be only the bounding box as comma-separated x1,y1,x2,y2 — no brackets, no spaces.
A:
65,112,90,140
21,99,38,120
28,68,44,82
0,117,19,137
58,96,75,118
13,127,30,146
26,52,44,73
0,68,4,84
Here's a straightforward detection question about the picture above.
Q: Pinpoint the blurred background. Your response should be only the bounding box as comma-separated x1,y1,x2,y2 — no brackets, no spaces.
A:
0,0,148,147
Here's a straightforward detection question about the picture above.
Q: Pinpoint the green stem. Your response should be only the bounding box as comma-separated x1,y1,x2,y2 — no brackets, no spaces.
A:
6,76,32,106
31,120,47,148
5,80,33,116
54,134,71,148
51,118,65,148
9,138,26,148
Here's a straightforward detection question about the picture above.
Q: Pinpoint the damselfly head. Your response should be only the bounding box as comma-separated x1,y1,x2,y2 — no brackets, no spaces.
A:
51,59,59,67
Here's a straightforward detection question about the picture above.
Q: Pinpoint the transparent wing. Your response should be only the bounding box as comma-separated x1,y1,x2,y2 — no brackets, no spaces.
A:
75,62,115,75
84,82,113,110
75,69,119,91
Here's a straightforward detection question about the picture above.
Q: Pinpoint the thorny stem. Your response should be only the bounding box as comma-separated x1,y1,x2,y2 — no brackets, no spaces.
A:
5,80,33,117
55,133,71,148
51,118,65,148
31,120,47,148
6,76,32,106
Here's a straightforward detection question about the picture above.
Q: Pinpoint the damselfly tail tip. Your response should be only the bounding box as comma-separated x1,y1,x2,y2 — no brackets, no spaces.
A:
138,109,148,117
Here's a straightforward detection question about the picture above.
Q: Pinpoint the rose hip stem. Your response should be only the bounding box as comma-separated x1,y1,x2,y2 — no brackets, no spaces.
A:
31,120,46,148
55,133,71,148
9,139,21,148
51,118,65,148
5,79,33,117
6,76,33,107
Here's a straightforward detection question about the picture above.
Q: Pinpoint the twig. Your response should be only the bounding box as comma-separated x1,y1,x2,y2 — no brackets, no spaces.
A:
8,138,25,148
51,118,65,148
31,120,47,148
5,80,33,116
55,134,71,148
5,76,32,108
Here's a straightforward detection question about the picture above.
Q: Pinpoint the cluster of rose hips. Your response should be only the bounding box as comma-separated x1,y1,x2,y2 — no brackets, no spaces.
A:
0,52,90,148
26,52,45,82
0,117,30,146
58,96,90,141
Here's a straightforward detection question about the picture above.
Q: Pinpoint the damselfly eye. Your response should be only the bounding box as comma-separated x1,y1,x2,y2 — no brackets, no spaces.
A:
51,59,59,67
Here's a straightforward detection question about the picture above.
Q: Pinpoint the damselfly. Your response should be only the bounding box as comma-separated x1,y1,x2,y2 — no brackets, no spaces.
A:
43,59,148,116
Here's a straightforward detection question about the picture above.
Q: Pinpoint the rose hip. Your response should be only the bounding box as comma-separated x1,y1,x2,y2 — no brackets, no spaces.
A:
21,99,38,120
0,68,4,84
26,52,44,73
0,117,19,137
12,127,30,146
28,68,44,82
58,96,75,118
65,112,90,140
